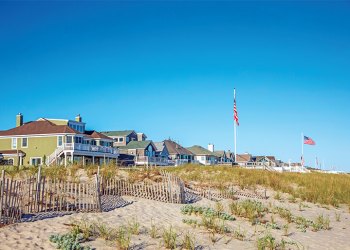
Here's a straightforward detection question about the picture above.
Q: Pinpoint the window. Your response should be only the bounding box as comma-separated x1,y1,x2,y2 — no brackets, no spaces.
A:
126,137,130,143
12,138,17,149
201,156,205,161
66,136,73,143
57,136,63,146
31,157,42,166
22,138,28,148
74,137,82,144
119,137,124,142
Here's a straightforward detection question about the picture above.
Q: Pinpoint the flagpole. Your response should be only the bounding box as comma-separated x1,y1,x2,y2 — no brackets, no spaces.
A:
301,132,304,171
234,88,237,164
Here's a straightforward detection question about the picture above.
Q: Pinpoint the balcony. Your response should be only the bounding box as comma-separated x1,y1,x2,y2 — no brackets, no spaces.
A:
61,143,118,155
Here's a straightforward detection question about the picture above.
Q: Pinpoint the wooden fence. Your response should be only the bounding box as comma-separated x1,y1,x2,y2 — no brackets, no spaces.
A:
0,168,187,226
0,170,23,225
100,170,185,204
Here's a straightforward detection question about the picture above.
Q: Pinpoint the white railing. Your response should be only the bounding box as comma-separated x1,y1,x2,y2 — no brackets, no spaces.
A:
135,156,169,166
61,143,118,154
168,159,191,166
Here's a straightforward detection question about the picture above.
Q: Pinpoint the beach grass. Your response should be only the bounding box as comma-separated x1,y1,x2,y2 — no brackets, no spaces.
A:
165,164,350,206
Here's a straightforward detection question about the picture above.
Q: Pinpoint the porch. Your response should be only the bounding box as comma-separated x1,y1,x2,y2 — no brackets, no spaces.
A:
134,156,169,166
47,143,119,166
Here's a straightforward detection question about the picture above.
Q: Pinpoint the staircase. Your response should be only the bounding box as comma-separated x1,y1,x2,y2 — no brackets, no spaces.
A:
46,147,64,166
262,163,277,172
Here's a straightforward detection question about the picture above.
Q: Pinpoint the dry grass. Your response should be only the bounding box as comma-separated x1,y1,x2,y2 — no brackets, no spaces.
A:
166,164,350,206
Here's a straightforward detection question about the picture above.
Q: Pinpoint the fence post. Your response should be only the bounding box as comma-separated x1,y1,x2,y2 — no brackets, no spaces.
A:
35,165,42,213
0,170,5,223
95,174,102,212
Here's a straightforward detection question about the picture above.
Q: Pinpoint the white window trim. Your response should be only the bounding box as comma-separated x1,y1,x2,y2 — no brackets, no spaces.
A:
30,157,43,166
11,138,17,149
22,137,28,148
57,136,63,147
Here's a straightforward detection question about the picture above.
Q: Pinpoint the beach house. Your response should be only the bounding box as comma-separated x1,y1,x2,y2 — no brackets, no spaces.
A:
164,140,194,165
119,140,168,166
187,145,217,165
0,114,118,166
101,130,147,147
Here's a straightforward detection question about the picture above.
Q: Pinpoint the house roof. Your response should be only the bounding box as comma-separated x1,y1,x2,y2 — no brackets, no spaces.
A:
253,156,276,162
101,130,135,137
0,150,26,156
187,145,216,156
213,150,225,157
84,130,113,140
235,154,252,162
0,120,79,136
164,140,193,156
154,142,165,152
119,140,154,150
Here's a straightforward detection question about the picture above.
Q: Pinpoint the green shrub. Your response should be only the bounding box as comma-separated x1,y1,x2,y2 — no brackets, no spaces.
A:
49,233,92,250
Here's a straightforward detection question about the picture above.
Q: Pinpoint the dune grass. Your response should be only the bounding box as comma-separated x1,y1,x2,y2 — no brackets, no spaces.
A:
165,164,350,206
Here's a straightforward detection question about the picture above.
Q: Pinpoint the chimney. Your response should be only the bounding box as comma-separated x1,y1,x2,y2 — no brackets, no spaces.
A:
137,133,145,141
16,113,23,127
75,114,82,122
208,143,214,152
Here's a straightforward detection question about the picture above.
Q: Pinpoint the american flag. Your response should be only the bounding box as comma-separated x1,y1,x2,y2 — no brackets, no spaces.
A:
234,89,239,126
304,136,316,145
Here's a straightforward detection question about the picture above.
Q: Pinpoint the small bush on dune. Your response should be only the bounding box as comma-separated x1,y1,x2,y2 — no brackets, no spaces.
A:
162,226,177,249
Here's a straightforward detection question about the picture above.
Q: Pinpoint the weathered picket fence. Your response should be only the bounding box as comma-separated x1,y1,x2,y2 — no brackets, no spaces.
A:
0,170,23,225
0,168,187,226
21,175,100,214
100,170,185,204
186,184,267,201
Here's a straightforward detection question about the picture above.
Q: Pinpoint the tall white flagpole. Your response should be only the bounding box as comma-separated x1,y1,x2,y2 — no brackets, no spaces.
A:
301,132,304,171
234,88,237,164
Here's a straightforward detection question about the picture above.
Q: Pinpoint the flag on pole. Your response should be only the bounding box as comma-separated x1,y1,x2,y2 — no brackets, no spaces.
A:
304,136,316,145
234,89,239,126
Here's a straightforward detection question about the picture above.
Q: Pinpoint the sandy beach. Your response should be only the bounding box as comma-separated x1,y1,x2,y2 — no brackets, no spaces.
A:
0,190,349,250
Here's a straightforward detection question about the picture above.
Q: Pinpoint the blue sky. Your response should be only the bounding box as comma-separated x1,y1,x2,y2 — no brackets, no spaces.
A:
0,1,349,171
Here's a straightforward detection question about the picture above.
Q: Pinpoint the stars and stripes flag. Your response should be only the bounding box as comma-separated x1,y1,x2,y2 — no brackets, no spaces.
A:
304,136,316,145
234,89,239,126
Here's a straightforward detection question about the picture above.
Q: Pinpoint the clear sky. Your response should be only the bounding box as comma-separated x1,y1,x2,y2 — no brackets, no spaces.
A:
1,1,349,171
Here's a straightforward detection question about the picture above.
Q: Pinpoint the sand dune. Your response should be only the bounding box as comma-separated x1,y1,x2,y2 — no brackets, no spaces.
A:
0,193,349,250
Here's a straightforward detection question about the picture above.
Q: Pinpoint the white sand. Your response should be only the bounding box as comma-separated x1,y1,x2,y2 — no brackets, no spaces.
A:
0,193,350,250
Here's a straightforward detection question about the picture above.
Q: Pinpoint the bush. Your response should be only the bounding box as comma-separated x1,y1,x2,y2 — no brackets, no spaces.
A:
49,233,92,250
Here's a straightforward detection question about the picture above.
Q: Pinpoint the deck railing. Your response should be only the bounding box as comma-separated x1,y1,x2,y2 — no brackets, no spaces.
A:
135,156,169,166
63,143,118,154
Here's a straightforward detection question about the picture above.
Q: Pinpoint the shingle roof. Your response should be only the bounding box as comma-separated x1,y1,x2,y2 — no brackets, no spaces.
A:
236,154,252,162
0,120,79,136
213,150,225,157
253,156,276,162
164,140,193,156
187,145,216,156
85,130,113,140
154,142,165,152
0,150,25,156
101,130,135,137
119,140,153,150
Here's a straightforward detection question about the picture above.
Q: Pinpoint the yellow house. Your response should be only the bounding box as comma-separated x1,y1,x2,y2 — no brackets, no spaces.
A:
0,114,119,166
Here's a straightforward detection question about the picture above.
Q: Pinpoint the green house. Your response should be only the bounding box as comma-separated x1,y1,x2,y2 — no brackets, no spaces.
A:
0,114,119,166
